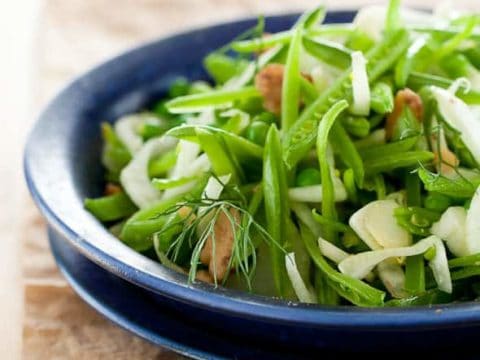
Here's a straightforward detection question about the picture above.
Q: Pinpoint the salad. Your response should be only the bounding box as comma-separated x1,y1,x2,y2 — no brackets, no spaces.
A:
85,1,480,307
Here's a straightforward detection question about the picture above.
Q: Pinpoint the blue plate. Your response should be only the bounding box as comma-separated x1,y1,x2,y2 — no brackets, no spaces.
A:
48,225,328,359
24,10,480,352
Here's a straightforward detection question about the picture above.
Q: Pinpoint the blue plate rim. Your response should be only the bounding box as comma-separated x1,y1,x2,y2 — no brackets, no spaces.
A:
24,10,480,330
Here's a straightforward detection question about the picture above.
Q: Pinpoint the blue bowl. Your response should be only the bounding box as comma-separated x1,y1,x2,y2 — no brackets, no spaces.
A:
24,11,480,351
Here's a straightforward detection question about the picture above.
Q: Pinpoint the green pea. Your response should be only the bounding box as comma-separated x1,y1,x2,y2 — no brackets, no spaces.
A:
295,167,321,187
168,77,190,98
253,112,278,125
246,121,269,145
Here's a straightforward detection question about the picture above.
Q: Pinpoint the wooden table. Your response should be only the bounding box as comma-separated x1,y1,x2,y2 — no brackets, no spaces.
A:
3,0,478,358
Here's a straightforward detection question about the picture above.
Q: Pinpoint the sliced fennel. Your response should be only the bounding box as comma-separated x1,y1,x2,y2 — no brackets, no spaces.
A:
349,200,412,250
350,51,370,116
114,114,147,154
291,202,323,238
285,253,317,304
430,86,480,165
288,178,348,203
202,174,232,200
431,207,469,257
318,238,349,263
120,136,177,208
339,235,452,293
465,187,480,256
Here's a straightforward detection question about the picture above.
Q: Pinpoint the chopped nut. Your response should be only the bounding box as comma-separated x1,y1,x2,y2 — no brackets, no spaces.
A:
200,208,240,282
255,63,284,115
431,129,460,175
196,270,214,283
386,88,423,140
105,183,122,195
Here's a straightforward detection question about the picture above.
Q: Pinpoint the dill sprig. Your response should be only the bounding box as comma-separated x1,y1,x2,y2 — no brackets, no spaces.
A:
154,194,284,290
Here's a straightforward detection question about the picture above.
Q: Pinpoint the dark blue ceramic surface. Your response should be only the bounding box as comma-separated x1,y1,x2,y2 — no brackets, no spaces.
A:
24,11,480,352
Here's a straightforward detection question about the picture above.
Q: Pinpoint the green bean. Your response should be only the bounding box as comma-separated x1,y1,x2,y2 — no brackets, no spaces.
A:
196,128,243,181
282,24,303,131
263,125,291,297
300,222,385,307
404,173,425,294
148,150,177,178
449,253,480,269
417,168,480,199
315,270,340,305
451,266,480,281
302,37,352,69
404,255,426,294
84,192,137,222
374,174,386,200
370,81,394,114
363,151,434,176
330,122,364,187
359,136,418,160
385,0,402,33
167,125,263,160
317,100,349,242
283,29,410,168
166,87,260,114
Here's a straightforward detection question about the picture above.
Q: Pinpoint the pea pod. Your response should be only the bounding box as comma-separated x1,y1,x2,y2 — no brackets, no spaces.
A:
302,37,352,69
231,6,326,53
85,192,137,222
363,151,434,176
359,136,419,160
417,168,480,199
283,29,410,168
166,86,260,114
263,125,292,297
370,81,394,114
316,100,349,242
330,122,364,187
282,24,303,131
300,222,385,307
167,125,263,160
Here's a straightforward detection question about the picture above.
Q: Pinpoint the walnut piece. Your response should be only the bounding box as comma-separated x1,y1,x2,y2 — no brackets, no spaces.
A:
255,63,284,115
385,88,424,140
105,183,122,195
199,207,240,282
